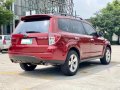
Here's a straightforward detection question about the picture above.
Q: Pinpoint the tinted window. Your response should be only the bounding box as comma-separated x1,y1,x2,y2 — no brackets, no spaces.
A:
58,19,70,32
14,20,50,34
58,19,85,34
83,22,96,35
0,36,2,40
4,36,11,40
70,20,85,34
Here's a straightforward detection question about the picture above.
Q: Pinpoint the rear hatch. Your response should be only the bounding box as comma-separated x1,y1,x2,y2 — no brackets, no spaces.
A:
11,15,51,53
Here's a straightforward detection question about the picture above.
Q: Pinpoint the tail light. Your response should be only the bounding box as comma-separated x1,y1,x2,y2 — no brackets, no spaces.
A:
3,39,6,45
49,33,61,45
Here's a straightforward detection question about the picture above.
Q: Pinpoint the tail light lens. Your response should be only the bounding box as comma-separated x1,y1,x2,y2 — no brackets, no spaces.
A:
49,33,61,45
3,39,6,45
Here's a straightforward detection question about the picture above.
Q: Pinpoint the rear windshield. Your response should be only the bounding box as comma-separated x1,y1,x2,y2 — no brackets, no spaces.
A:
4,36,11,40
14,20,50,34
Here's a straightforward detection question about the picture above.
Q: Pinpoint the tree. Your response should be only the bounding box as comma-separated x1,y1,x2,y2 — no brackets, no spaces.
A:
0,0,14,26
90,0,120,44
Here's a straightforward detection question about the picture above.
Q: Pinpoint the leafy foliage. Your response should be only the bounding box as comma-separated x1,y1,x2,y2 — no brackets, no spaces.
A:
0,0,14,25
90,0,120,42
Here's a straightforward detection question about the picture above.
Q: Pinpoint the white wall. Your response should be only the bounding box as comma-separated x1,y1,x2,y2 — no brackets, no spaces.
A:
112,33,118,41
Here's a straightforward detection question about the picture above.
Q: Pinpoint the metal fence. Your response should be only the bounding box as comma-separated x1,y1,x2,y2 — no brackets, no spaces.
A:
14,0,74,17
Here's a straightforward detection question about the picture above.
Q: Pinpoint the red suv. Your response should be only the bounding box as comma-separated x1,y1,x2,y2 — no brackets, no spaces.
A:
9,14,111,76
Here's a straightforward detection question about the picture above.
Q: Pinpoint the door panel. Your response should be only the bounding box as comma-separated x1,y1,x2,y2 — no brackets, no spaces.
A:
82,22,104,58
90,37,104,57
79,35,92,59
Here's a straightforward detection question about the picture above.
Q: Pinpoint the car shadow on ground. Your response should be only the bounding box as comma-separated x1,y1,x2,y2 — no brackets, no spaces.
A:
19,60,119,80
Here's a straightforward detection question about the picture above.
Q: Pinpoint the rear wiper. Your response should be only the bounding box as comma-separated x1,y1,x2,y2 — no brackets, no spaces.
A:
26,31,41,33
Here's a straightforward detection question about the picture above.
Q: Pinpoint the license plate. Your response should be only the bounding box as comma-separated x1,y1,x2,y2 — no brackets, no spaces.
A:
21,39,32,44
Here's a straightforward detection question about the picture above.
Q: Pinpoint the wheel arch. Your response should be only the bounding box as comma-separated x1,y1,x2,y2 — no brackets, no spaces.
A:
106,44,112,53
102,44,112,57
68,47,80,60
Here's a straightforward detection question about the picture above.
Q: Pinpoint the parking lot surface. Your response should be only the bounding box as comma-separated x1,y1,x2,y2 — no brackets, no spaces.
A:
0,46,120,90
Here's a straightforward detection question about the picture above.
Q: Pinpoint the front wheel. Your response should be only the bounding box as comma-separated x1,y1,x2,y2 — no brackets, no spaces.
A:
61,50,79,76
100,47,111,65
20,63,37,71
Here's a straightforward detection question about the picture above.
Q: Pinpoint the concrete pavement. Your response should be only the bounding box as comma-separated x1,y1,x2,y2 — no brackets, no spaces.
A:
0,46,120,90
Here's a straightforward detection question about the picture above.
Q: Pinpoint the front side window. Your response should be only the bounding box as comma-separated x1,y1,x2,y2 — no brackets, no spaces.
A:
83,22,96,35
14,20,50,34
70,20,86,34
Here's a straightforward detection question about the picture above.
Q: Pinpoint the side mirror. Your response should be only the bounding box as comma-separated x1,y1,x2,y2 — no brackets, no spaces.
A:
98,31,104,37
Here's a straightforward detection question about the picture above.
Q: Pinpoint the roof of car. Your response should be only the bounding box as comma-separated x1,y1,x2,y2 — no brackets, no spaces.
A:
21,14,91,24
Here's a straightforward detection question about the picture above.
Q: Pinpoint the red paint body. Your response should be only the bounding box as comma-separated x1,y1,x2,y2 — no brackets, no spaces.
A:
8,14,111,65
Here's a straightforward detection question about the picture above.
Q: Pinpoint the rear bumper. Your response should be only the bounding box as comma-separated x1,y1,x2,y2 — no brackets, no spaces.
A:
10,55,64,64
9,52,65,65
9,45,67,65
0,45,10,50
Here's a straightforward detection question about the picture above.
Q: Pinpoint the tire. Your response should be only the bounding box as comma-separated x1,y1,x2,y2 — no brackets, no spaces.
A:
0,50,3,53
100,47,111,65
61,50,79,76
20,63,37,71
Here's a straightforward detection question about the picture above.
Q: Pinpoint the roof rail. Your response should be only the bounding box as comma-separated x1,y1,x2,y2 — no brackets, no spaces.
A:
49,13,83,20
72,16,83,20
49,13,72,16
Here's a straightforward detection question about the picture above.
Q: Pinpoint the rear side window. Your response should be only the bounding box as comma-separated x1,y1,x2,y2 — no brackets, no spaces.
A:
4,36,11,40
58,19,70,32
0,36,2,40
58,19,85,35
83,22,96,35
14,20,50,34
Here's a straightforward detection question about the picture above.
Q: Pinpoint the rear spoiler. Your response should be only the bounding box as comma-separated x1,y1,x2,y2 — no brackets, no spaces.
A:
21,15,52,21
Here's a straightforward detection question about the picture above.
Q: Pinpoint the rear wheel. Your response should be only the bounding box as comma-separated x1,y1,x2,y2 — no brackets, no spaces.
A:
61,50,79,76
20,63,37,71
100,47,111,65
0,49,3,53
